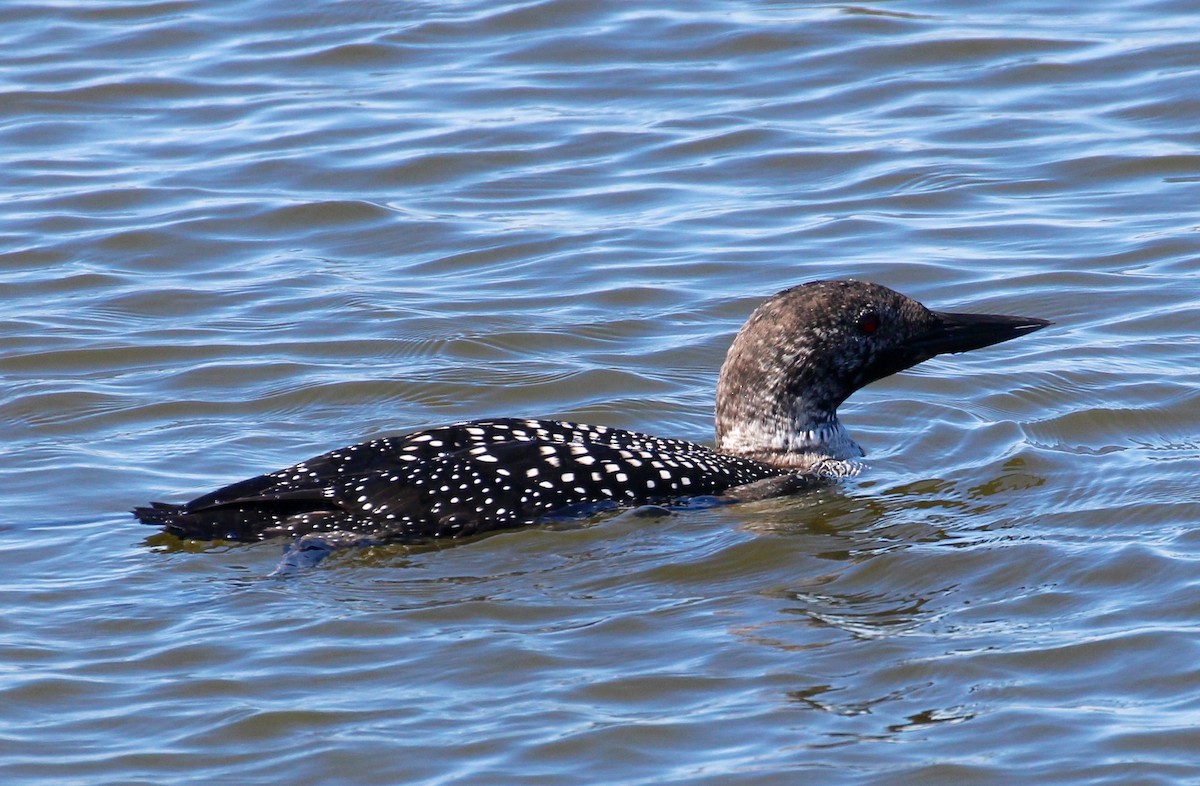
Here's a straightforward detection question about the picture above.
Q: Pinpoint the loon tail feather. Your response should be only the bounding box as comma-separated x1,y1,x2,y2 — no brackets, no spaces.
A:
132,502,185,527
132,502,259,541
133,491,349,541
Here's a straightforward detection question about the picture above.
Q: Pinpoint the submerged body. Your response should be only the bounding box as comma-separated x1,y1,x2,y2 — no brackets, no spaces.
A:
134,280,1049,542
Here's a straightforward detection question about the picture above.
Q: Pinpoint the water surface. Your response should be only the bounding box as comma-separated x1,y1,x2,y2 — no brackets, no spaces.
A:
3,1,1200,784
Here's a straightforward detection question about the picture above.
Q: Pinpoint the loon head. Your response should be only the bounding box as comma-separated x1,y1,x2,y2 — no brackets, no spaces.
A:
714,279,1050,468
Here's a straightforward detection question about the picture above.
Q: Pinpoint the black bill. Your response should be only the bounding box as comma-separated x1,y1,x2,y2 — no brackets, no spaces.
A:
912,310,1052,358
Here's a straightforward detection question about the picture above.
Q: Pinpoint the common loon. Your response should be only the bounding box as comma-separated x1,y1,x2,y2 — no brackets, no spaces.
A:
134,280,1049,543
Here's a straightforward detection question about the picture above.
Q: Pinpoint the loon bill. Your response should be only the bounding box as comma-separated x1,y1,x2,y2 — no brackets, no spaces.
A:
133,279,1050,543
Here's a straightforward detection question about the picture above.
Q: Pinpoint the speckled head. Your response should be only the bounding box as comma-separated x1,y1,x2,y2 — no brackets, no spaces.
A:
714,279,1050,467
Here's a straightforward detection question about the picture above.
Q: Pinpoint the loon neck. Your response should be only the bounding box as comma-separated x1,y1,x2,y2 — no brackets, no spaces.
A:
715,406,864,470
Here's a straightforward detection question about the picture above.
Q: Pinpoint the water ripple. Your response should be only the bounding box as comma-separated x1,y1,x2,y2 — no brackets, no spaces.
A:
3,0,1200,783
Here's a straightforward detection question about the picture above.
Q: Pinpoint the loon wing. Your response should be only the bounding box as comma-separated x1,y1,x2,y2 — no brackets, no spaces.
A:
133,418,789,542
132,420,515,540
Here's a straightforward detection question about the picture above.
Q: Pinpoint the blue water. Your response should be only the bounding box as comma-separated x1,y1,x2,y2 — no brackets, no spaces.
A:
3,1,1200,783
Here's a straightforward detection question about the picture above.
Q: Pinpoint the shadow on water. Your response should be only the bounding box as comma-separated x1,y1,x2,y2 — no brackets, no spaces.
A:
143,493,750,574
140,452,1049,576
715,461,1054,745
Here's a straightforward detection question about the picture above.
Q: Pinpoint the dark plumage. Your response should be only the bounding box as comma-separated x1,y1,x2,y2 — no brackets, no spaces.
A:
134,280,1050,543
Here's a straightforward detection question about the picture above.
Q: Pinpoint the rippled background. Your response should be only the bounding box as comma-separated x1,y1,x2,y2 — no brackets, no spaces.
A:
3,0,1200,783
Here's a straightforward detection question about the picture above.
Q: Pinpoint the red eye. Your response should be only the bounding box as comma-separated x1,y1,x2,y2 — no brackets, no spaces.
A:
858,311,880,335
